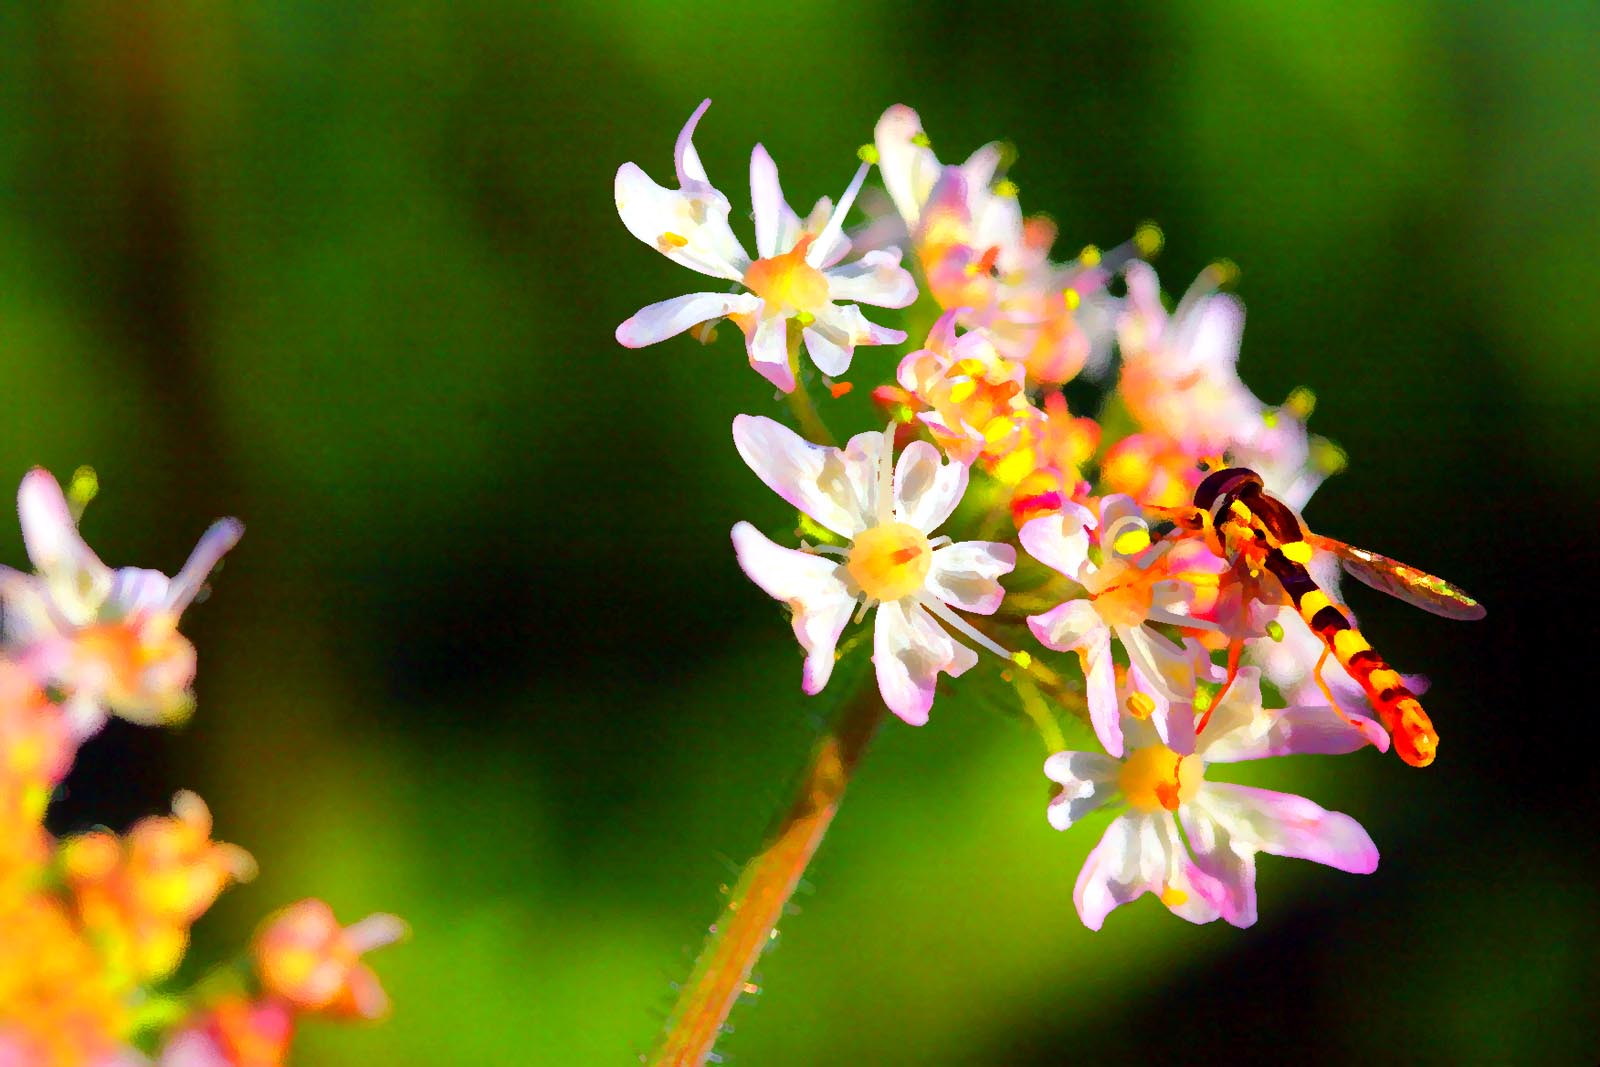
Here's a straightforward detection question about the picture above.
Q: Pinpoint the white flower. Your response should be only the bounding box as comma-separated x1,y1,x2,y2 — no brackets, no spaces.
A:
0,469,242,737
615,100,916,392
730,415,1015,724
1019,496,1212,756
1046,667,1382,930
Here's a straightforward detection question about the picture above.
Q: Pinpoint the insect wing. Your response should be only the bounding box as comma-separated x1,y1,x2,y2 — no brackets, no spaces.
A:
1306,534,1486,621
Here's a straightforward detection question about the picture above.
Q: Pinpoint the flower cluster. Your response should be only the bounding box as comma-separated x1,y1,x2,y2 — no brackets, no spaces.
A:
619,102,1481,930
0,469,402,1067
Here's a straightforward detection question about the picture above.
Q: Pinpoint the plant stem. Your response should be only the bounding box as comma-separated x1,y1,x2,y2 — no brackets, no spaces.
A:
649,684,887,1067
783,327,835,446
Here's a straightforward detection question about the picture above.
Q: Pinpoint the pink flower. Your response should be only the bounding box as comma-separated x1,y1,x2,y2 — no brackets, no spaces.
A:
730,415,1015,724
0,469,242,738
1045,667,1382,930
615,100,915,391
253,899,406,1020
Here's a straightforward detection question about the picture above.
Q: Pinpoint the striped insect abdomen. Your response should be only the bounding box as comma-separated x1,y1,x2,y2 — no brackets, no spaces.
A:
1263,544,1439,768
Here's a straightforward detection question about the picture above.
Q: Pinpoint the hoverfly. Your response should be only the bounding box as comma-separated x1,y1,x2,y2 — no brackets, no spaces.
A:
1170,467,1484,767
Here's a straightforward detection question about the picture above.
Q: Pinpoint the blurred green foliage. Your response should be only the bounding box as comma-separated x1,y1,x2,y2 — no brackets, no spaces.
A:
1,2,1595,1064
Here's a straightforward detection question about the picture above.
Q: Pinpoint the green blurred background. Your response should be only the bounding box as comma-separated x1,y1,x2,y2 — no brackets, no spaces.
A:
3,2,1596,1063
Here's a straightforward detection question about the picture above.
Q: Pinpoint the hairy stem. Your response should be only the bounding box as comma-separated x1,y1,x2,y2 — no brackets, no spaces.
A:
649,684,887,1067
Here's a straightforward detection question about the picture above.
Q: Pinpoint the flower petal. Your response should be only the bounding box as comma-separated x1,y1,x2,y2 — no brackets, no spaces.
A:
1042,750,1119,830
892,440,968,534
745,310,796,392
1196,782,1379,874
806,303,907,372
731,522,857,695
823,248,918,309
1074,813,1222,930
614,162,750,281
616,291,761,348
1176,800,1259,928
925,540,1014,614
1201,701,1389,763
19,468,113,622
1017,506,1096,581
732,415,880,537
673,98,714,186
749,143,795,260
873,104,941,229
872,598,974,726
1025,598,1098,651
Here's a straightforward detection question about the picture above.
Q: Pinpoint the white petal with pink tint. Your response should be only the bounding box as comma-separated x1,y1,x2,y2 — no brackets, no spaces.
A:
731,522,856,695
744,311,794,392
732,416,880,538
891,440,967,534
873,598,976,726
823,249,917,309
613,163,749,281
1194,783,1379,874
1017,507,1095,581
617,292,761,349
18,468,112,623
1042,750,1119,830
925,541,1014,614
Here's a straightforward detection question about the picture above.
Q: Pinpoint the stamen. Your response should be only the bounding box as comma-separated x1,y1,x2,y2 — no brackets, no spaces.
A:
1134,221,1164,258
918,595,1012,659
67,466,99,523
877,420,896,526
808,161,872,268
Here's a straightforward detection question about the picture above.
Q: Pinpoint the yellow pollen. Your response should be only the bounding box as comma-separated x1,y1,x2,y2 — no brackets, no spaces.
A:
1062,288,1081,311
1279,540,1314,565
1286,386,1317,419
1112,527,1152,557
1134,221,1164,257
1126,692,1157,719
911,132,932,148
1265,619,1285,642
857,144,880,165
1160,885,1189,907
743,238,830,316
657,231,689,250
1119,745,1203,813
995,179,1019,198
847,522,933,602
1078,245,1102,267
1011,650,1033,669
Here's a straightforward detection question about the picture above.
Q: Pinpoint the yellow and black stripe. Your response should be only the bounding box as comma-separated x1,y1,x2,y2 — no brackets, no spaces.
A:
1192,467,1438,767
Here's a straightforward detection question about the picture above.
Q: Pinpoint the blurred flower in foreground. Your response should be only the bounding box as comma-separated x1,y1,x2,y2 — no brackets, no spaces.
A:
1045,667,1380,929
61,791,257,985
0,468,401,1065
254,899,407,1020
731,415,1015,724
616,99,916,391
0,467,242,738
872,104,1120,386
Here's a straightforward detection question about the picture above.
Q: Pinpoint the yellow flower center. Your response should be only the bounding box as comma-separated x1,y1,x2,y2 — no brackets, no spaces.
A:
1118,745,1203,813
743,237,830,317
847,522,932,603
